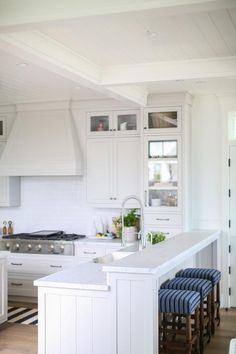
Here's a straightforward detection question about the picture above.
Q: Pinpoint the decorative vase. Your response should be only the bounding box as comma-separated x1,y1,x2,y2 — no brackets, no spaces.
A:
124,226,137,242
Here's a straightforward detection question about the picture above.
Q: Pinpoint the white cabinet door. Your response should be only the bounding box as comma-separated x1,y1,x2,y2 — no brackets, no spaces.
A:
86,138,113,203
0,257,7,324
114,137,140,203
86,137,141,206
0,142,20,207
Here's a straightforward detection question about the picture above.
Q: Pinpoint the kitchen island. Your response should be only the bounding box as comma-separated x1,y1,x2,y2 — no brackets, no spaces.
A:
34,229,220,354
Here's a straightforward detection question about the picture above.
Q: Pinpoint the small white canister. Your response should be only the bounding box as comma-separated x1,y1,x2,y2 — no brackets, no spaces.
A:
151,198,161,207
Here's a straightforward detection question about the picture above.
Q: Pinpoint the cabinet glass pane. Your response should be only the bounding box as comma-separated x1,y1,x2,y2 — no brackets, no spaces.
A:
148,111,177,129
90,115,109,132
149,140,177,158
0,121,3,136
117,114,137,131
148,189,178,207
148,161,178,188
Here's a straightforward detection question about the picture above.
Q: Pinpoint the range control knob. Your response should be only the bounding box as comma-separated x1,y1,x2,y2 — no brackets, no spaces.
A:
15,243,20,251
27,244,32,251
37,245,42,252
60,245,65,253
5,243,10,250
50,245,54,252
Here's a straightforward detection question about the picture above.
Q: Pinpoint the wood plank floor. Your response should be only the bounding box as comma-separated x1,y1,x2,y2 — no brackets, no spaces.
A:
0,322,37,354
204,308,236,354
0,308,235,354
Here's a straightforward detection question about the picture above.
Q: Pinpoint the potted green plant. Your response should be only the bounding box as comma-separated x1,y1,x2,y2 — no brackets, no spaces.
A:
123,209,140,242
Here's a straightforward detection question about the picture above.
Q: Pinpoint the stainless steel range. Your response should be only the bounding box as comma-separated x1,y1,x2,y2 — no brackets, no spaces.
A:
0,230,85,255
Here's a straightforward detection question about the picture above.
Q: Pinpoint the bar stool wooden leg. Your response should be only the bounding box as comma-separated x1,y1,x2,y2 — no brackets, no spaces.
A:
186,314,192,354
195,306,200,354
216,282,220,326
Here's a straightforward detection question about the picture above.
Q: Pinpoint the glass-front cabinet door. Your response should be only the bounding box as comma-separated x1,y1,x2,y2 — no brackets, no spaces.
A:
87,111,112,136
113,110,140,134
144,136,181,210
143,106,181,133
87,110,140,136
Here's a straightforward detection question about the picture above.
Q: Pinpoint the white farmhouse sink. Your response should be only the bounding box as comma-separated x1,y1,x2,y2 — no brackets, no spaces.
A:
93,251,134,264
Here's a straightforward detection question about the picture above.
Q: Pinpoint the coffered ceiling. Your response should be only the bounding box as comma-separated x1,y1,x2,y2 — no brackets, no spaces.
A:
0,0,235,106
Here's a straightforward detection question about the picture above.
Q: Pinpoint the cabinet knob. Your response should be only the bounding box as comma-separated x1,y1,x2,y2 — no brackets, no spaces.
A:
113,197,117,200
113,129,116,131
144,127,147,129
109,129,112,131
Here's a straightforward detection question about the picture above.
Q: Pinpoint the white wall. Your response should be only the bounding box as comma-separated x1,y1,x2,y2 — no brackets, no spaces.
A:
191,94,222,229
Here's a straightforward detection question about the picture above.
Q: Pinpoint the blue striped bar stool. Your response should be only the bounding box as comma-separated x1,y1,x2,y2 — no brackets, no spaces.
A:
176,268,221,334
159,288,200,354
161,277,212,354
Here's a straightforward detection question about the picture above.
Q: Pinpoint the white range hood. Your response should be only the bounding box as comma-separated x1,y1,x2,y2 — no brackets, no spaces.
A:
0,106,83,176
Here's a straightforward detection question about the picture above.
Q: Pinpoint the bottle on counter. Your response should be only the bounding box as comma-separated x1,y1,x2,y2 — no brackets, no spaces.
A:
2,221,7,236
7,220,13,235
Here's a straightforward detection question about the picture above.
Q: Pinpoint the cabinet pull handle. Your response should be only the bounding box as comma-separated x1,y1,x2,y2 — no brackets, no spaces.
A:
113,197,117,200
163,232,170,235
50,265,62,268
11,282,23,286
84,251,96,255
144,190,147,207
156,218,170,221
11,263,23,266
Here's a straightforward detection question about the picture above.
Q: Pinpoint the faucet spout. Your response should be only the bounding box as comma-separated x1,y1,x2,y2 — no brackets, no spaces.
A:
121,195,145,249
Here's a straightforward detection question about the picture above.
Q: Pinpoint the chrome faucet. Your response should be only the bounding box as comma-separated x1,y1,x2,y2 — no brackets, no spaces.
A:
121,195,145,249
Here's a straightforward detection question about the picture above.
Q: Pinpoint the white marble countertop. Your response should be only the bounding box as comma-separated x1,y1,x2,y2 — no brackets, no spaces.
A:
34,262,110,291
34,230,220,291
103,230,220,275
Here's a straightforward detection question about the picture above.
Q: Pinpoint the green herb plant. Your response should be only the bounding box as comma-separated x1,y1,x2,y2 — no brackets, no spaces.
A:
147,231,166,245
123,209,139,227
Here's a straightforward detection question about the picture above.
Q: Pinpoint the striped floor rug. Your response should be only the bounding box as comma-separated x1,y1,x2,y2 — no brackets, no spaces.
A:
8,306,38,325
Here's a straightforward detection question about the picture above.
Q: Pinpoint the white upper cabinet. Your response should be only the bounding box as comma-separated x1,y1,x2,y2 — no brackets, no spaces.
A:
0,142,20,207
87,109,140,136
86,137,140,206
143,106,181,134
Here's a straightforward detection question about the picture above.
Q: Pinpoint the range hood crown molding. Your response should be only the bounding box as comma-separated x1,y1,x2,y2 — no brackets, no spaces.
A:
0,106,83,177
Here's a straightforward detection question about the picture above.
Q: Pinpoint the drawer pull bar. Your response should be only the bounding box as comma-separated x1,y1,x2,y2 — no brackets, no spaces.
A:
11,263,23,266
156,218,170,221
50,265,62,268
163,232,170,235
11,282,23,286
84,251,96,255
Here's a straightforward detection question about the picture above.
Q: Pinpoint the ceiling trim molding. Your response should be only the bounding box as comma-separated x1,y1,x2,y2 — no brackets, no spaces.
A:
101,56,236,85
0,0,230,28
0,31,101,82
0,31,147,106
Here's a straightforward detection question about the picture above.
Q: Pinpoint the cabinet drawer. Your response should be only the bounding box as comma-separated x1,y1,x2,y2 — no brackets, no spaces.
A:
42,259,76,274
8,255,77,275
76,247,105,259
8,258,40,274
8,277,37,297
144,213,182,226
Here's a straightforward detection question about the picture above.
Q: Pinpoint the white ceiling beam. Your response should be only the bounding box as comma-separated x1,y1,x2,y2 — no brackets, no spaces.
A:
101,57,236,85
0,0,234,29
0,31,147,106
